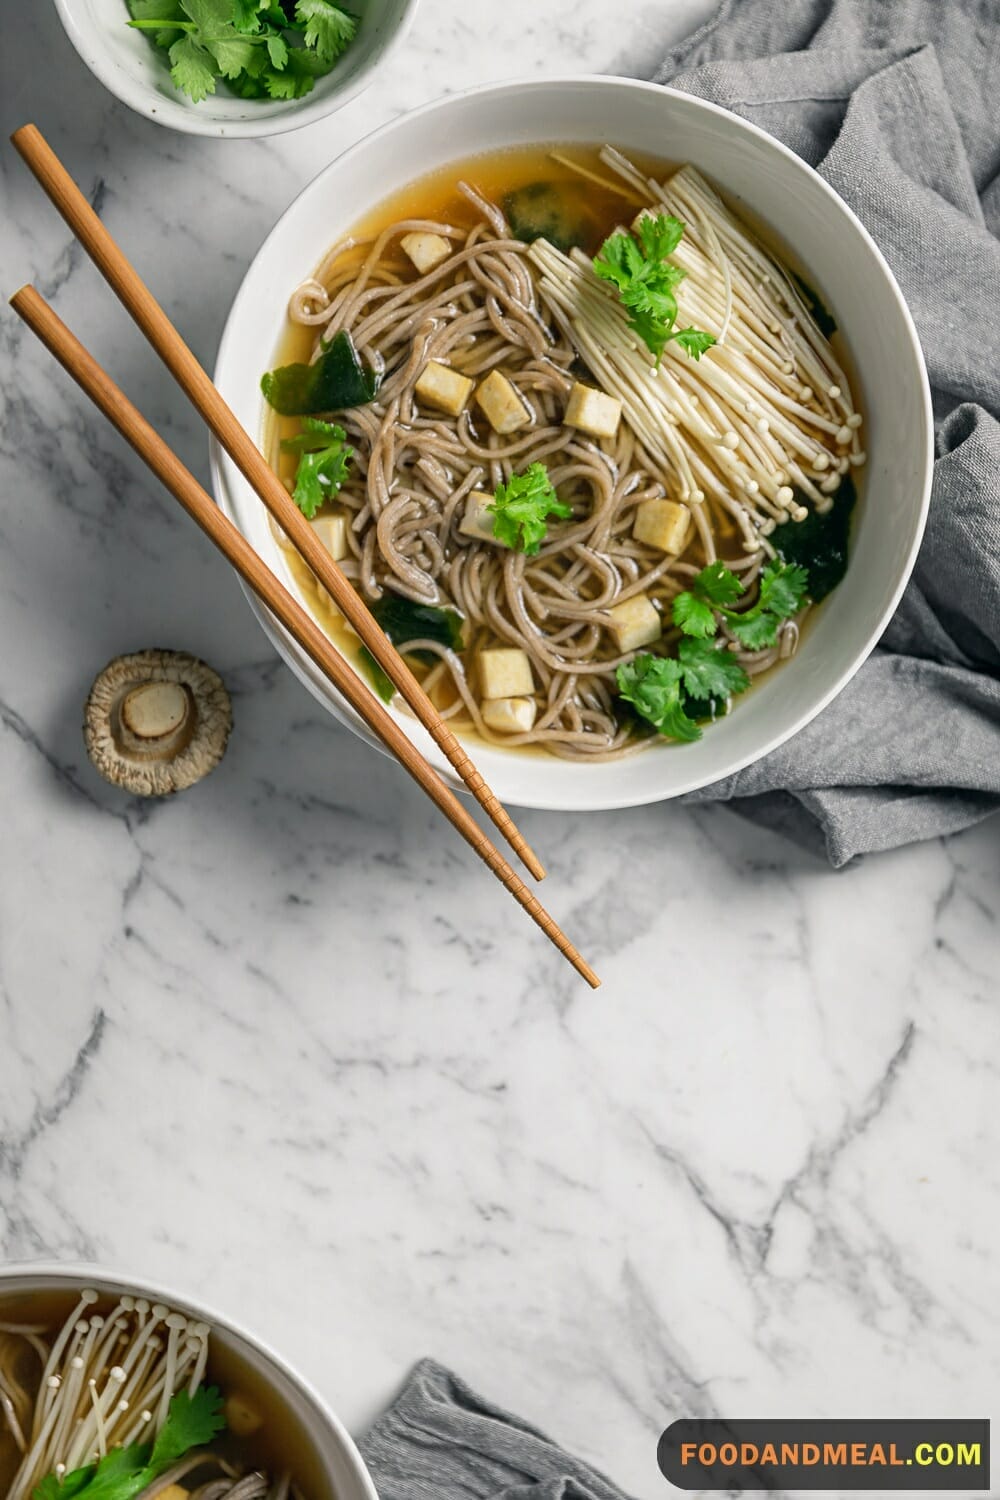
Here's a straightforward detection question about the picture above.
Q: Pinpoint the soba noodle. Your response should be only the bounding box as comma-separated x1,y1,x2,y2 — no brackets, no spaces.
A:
275,147,864,760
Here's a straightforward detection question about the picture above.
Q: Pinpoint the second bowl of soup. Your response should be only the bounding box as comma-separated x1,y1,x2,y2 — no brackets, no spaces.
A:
212,76,932,811
0,1264,376,1500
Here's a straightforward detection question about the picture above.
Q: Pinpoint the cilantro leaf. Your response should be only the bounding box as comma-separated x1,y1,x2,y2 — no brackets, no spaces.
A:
265,29,289,66
722,560,809,649
616,638,750,744
691,560,744,607
31,1386,225,1500
676,637,749,700
672,561,742,637
615,655,701,743
294,0,358,63
671,327,717,360
126,0,359,102
149,1386,226,1470
758,559,809,619
231,0,270,29
280,417,353,519
179,0,260,76
672,558,808,650
168,35,218,99
33,1468,97,1500
594,214,715,366
723,610,779,650
636,213,685,261
487,462,573,556
671,590,716,639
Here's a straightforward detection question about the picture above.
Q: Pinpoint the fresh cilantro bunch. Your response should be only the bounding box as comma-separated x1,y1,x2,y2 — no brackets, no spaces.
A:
488,462,573,555
617,639,748,743
126,0,358,104
33,1386,225,1500
594,214,716,366
281,417,353,518
616,557,809,741
672,558,809,649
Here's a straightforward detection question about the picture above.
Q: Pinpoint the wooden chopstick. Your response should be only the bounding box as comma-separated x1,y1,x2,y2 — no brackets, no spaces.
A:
10,286,599,988
10,124,546,885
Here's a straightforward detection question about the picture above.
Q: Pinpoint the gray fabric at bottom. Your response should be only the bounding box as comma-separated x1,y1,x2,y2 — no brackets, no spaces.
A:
360,1360,629,1500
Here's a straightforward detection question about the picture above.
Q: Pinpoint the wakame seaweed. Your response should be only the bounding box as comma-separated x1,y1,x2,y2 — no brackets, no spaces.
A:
503,182,591,254
791,271,837,338
261,331,379,416
369,596,464,663
777,474,857,601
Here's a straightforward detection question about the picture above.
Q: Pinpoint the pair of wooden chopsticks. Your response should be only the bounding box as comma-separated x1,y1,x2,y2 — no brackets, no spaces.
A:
10,124,599,989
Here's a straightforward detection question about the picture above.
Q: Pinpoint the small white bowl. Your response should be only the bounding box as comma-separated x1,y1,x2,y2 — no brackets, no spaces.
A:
213,76,933,811
51,0,419,137
0,1262,377,1500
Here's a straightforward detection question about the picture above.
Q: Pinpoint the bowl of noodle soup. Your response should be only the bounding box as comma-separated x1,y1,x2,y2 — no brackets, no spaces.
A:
0,1263,376,1500
212,76,932,811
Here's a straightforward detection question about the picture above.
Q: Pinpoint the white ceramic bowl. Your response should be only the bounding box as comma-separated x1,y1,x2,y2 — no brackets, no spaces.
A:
213,76,933,811
0,1262,377,1500
51,0,418,137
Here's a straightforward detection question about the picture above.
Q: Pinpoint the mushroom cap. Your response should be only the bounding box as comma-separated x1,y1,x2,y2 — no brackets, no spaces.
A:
84,649,232,796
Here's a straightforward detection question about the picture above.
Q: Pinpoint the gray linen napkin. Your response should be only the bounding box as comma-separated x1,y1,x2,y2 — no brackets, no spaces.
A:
360,1360,624,1500
655,0,1000,866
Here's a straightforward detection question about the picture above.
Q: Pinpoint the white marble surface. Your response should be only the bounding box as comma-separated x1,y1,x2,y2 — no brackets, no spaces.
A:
1,2,999,1497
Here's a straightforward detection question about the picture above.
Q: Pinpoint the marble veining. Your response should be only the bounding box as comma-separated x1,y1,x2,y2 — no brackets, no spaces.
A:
1,2,998,1498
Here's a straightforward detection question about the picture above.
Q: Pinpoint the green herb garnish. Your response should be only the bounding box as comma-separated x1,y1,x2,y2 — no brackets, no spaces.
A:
281,417,352,518
487,462,573,555
33,1386,225,1500
593,213,716,366
262,331,379,417
126,0,358,103
616,557,809,741
672,559,809,650
616,639,748,743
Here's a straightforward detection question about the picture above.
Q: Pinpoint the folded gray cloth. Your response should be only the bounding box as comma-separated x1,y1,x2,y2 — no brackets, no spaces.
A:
360,1360,624,1500
656,0,1000,866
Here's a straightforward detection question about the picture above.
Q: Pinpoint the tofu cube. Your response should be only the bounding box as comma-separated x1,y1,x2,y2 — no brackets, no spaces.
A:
564,382,622,440
311,513,349,561
606,594,662,652
632,499,692,554
479,648,534,700
414,360,474,417
400,232,453,275
482,696,537,734
459,490,507,546
475,370,531,435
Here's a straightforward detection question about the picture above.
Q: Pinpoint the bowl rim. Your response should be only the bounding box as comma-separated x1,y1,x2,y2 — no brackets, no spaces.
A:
212,72,934,811
49,0,421,139
0,1258,379,1500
